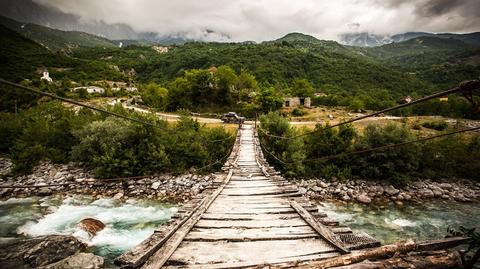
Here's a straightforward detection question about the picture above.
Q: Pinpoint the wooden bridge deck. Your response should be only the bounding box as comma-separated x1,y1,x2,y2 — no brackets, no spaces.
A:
116,125,379,269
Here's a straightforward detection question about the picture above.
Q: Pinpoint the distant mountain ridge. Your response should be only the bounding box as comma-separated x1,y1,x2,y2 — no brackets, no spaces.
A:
0,15,117,51
341,31,480,47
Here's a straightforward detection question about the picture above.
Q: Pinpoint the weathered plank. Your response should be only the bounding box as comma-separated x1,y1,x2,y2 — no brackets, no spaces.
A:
290,200,351,254
168,239,338,265
185,226,319,241
194,218,309,228
164,253,340,269
140,170,233,269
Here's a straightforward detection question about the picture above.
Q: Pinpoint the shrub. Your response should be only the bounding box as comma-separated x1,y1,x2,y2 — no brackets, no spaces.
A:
6,102,97,173
422,121,448,131
259,112,305,177
72,118,170,178
291,108,306,116
350,124,421,184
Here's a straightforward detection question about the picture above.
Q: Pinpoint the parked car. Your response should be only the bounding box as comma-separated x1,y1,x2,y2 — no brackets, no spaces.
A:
221,112,245,124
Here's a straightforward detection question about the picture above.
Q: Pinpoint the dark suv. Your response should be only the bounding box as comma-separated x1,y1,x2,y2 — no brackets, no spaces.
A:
220,112,245,124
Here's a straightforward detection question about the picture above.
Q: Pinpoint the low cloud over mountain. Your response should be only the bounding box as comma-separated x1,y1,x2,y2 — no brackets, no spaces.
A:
1,0,479,42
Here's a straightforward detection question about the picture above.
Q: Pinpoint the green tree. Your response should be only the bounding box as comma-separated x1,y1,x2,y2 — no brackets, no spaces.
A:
291,78,314,97
258,87,283,113
140,82,169,110
351,124,421,184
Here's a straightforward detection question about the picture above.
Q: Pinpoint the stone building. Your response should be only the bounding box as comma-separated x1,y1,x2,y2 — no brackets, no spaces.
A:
283,97,311,108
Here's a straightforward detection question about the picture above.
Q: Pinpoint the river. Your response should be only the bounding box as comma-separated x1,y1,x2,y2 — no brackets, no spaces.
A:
0,195,176,266
317,199,480,244
0,195,479,267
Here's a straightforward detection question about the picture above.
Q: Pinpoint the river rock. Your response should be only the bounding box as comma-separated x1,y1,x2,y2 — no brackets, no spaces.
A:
113,192,124,200
78,218,105,237
0,235,86,268
385,186,400,196
439,183,453,190
44,252,104,269
317,181,328,188
356,193,372,204
419,189,435,198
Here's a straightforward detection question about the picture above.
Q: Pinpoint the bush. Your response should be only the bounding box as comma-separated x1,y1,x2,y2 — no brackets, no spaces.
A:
304,124,356,179
291,108,306,116
1,101,234,177
422,121,448,131
259,112,305,177
4,102,99,173
72,118,169,178
350,124,421,184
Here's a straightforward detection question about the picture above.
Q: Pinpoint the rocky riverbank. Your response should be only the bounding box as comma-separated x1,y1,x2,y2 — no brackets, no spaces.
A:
0,235,104,269
0,157,217,202
296,177,480,204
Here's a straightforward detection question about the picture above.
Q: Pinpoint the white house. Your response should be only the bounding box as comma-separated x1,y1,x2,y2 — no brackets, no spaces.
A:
72,86,105,94
40,71,53,83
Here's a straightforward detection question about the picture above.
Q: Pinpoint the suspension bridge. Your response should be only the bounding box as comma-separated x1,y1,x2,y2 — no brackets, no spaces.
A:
115,124,380,268
0,79,478,268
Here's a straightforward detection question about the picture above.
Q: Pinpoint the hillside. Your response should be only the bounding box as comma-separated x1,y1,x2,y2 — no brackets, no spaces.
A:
356,36,480,89
342,31,480,47
0,24,125,82
73,41,430,98
363,36,476,58
273,32,322,44
0,16,116,52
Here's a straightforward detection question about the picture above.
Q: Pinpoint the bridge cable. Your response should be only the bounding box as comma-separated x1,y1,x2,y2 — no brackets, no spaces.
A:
259,80,480,140
0,78,235,144
259,125,480,165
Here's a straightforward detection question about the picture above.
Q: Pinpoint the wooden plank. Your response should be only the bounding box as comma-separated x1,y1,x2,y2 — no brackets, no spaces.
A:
194,218,309,228
140,170,233,269
201,213,302,221
114,198,206,268
185,226,318,241
168,239,338,265
206,207,298,214
219,191,301,198
290,200,350,254
164,252,339,269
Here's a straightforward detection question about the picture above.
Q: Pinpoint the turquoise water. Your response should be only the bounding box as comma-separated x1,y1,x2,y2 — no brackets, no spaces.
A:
317,199,480,244
1,195,479,266
0,195,177,266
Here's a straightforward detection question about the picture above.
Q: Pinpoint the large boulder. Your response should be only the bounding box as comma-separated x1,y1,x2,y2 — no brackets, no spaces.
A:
44,252,104,269
0,235,86,268
78,218,105,237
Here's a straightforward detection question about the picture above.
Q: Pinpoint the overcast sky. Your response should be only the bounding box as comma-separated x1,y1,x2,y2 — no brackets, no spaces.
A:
34,0,480,41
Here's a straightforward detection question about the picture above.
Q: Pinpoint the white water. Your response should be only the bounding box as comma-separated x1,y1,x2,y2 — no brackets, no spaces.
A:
317,200,480,244
0,195,177,264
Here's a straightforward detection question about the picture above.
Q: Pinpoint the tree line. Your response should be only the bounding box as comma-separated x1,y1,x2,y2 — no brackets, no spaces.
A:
259,112,480,184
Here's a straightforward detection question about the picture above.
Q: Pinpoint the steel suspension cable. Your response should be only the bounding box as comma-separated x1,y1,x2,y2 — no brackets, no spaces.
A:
259,80,480,140
0,78,235,144
259,125,480,164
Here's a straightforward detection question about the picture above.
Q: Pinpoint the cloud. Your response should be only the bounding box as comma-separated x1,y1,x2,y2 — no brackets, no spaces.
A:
31,0,480,41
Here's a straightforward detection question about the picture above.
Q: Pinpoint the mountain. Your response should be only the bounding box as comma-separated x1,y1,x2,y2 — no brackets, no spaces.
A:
0,16,116,52
365,36,476,58
341,32,392,47
0,0,223,44
274,32,322,43
0,23,126,82
342,31,480,47
0,0,146,40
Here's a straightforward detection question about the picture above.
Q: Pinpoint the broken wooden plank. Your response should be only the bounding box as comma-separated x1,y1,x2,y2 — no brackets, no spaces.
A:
290,200,350,254
140,170,233,269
